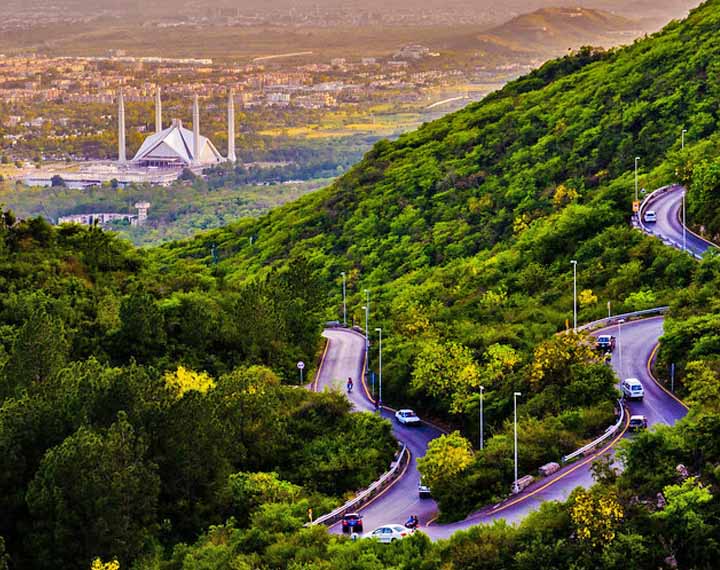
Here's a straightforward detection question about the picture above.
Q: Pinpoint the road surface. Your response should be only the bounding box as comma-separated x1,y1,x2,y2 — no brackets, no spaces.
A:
640,185,717,257
315,320,686,538
312,184,714,538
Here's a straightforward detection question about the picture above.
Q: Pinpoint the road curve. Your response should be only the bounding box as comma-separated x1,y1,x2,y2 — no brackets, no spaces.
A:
315,320,686,539
313,183,715,537
640,185,717,257
316,328,444,533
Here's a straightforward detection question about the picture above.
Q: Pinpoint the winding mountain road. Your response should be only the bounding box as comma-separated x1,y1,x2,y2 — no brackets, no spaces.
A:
312,184,714,539
640,184,717,258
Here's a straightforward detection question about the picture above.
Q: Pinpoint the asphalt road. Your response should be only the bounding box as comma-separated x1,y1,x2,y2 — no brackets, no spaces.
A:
641,185,716,257
315,328,444,534
315,319,687,539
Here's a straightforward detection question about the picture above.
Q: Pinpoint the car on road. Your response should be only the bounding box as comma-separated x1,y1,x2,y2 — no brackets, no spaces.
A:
364,524,414,543
341,513,364,534
395,409,421,426
622,378,645,401
595,335,616,352
644,210,657,223
629,414,648,431
418,479,432,499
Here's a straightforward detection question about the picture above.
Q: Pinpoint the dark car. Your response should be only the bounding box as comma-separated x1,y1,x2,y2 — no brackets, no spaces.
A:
341,513,364,534
629,415,648,431
595,335,616,352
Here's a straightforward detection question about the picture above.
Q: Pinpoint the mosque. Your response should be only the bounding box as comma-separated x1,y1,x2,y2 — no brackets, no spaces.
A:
24,87,237,188
118,87,237,168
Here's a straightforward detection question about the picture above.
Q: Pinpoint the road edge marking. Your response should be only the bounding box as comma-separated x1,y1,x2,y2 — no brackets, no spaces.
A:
313,336,331,392
646,342,689,410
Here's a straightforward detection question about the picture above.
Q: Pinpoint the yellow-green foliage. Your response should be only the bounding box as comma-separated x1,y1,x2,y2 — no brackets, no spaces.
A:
164,366,215,398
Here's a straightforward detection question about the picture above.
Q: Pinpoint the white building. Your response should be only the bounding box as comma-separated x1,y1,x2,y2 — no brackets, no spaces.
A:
132,119,222,168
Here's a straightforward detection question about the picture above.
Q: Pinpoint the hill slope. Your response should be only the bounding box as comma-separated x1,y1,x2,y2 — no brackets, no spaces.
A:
159,1,719,442
453,7,640,57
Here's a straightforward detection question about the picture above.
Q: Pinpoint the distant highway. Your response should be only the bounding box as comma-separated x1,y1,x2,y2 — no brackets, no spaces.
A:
253,51,314,62
426,95,467,110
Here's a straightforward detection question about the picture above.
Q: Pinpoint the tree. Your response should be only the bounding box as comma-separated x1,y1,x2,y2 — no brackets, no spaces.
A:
684,360,720,414
652,478,717,567
26,413,159,569
570,489,623,550
50,174,66,187
579,289,598,307
3,307,69,396
417,431,474,490
164,366,215,398
113,291,167,362
411,341,482,414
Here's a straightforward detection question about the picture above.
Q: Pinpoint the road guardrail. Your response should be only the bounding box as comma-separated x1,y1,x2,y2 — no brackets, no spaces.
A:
577,306,669,333
562,399,625,463
308,442,409,527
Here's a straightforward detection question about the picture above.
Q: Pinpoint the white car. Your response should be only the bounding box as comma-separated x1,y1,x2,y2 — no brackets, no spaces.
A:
364,524,414,543
395,409,421,426
622,378,645,401
644,210,657,223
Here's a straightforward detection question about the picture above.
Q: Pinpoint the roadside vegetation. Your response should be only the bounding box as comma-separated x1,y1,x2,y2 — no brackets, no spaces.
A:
154,0,720,519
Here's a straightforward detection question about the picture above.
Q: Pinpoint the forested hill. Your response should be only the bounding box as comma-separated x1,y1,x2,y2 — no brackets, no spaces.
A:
163,0,717,284
157,2,719,418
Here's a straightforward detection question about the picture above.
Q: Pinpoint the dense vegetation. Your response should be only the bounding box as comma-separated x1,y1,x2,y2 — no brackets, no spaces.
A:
3,0,720,568
154,0,720,517
0,175,327,247
0,215,396,569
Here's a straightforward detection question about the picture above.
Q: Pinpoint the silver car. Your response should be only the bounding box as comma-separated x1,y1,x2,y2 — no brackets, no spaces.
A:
395,409,421,426
364,524,415,543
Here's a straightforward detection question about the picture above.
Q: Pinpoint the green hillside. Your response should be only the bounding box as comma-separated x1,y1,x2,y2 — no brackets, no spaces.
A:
158,0,720,460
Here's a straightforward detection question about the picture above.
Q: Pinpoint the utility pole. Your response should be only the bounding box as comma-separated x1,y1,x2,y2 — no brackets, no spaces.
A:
682,129,687,150
341,272,347,326
571,260,578,333
682,190,687,253
513,392,522,494
635,157,640,202
479,386,485,451
375,327,383,408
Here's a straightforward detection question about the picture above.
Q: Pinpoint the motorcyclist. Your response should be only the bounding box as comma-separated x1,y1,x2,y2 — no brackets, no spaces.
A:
405,515,419,529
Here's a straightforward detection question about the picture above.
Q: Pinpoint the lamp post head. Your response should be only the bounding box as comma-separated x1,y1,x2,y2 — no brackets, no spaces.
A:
341,271,345,276
514,391,522,397
375,327,382,333
571,259,577,265
480,386,484,393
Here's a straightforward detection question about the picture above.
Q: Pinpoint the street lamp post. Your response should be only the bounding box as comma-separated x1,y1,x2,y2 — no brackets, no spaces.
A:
341,272,347,327
682,129,687,150
362,303,369,388
682,190,687,252
375,327,383,408
635,157,640,202
479,386,485,451
513,391,522,494
618,318,625,378
571,260,578,333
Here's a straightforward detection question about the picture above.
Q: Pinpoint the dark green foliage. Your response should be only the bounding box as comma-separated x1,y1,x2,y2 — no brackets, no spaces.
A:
25,413,159,569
